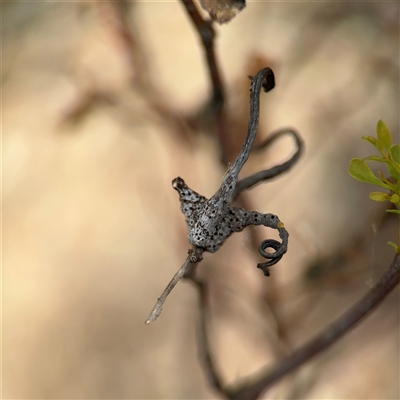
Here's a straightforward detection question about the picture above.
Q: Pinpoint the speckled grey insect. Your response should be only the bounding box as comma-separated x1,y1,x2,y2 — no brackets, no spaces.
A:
172,176,283,257
173,68,289,276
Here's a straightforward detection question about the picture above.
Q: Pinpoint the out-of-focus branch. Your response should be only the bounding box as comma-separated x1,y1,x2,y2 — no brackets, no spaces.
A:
94,1,193,144
227,254,400,400
180,0,224,109
180,0,230,163
96,0,142,82
184,266,228,398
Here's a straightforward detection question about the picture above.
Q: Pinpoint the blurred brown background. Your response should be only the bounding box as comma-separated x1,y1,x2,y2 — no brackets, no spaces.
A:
3,1,399,399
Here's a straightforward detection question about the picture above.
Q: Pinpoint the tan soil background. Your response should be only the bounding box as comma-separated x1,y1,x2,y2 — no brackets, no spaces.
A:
3,1,399,399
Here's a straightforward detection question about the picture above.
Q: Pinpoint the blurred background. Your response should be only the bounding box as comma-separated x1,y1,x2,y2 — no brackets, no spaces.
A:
3,1,399,398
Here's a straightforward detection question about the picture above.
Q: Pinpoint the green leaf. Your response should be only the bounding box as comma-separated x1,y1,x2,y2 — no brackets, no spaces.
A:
348,158,392,189
390,144,400,163
385,159,400,181
390,194,400,203
361,136,381,151
376,120,392,151
369,192,391,202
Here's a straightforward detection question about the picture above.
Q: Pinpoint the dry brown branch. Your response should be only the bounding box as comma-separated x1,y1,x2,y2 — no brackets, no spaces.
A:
227,254,400,399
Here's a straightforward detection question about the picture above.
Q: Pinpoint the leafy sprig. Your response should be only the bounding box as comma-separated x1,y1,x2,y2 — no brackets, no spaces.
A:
348,120,400,252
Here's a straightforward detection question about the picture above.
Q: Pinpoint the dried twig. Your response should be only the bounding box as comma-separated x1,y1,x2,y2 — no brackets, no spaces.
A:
146,68,290,324
145,247,204,324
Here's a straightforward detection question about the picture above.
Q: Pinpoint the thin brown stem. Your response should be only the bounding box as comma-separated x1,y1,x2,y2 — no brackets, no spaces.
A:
145,247,204,324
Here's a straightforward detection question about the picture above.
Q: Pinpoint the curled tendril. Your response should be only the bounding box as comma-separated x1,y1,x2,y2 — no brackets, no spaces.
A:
257,241,284,276
256,218,289,276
